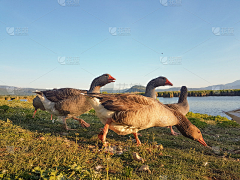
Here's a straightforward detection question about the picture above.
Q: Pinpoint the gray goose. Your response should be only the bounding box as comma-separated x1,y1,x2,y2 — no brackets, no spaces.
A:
85,93,207,147
165,86,189,115
32,96,52,120
145,78,189,135
34,74,116,130
144,76,173,99
165,86,189,135
144,76,179,135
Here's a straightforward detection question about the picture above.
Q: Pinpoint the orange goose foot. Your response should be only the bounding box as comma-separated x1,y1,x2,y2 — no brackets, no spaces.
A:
32,110,37,118
98,118,112,145
72,117,90,128
169,126,180,136
133,133,141,146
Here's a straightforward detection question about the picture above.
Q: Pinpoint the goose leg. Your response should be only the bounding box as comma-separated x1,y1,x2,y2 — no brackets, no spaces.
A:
72,117,90,128
32,110,37,118
98,118,112,145
169,126,179,136
62,117,75,131
133,133,141,145
50,114,52,120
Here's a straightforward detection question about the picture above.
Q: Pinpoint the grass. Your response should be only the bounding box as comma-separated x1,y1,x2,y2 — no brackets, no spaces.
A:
0,99,240,179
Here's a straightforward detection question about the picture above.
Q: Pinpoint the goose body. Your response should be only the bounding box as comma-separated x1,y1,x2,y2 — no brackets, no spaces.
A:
86,93,207,147
34,74,116,130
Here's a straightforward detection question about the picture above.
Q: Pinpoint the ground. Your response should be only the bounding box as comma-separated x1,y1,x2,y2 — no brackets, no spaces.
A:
0,99,240,180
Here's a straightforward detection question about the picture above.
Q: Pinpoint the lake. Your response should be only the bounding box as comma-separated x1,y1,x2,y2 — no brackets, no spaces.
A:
158,96,240,119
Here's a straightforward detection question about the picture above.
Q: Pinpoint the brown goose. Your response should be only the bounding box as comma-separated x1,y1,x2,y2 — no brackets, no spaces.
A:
165,86,189,135
32,96,52,120
34,74,116,130
85,93,207,147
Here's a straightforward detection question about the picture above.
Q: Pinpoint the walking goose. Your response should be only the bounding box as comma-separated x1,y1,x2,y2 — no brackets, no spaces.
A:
32,96,52,120
85,93,207,147
34,74,116,130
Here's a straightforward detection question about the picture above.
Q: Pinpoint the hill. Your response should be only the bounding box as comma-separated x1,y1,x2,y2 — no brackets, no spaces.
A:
124,85,146,93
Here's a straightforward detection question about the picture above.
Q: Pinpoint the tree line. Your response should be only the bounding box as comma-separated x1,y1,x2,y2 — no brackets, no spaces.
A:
156,89,240,97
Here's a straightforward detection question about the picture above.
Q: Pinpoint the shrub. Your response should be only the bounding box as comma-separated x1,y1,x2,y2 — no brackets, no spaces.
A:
0,105,10,112
188,118,208,129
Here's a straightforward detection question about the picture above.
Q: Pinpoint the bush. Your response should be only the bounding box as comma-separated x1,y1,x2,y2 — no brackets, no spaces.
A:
0,105,9,112
188,118,208,129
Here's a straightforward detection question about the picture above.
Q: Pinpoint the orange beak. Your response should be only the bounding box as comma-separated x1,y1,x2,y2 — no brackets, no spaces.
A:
198,137,208,146
108,75,116,83
165,79,173,86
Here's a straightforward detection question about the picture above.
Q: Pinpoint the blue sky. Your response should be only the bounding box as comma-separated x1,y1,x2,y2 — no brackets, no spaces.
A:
0,0,239,90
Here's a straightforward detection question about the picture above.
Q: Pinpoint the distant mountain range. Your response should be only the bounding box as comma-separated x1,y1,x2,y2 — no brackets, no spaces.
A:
1,80,240,95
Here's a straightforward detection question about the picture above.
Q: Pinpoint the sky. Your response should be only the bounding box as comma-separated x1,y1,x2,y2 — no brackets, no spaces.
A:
0,0,240,91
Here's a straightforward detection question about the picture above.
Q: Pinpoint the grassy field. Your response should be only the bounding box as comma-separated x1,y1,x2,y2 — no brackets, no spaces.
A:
0,99,240,179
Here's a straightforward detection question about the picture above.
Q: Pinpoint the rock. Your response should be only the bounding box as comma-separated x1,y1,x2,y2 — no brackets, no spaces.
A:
153,144,164,150
133,152,145,163
138,165,151,173
95,165,104,171
233,150,240,154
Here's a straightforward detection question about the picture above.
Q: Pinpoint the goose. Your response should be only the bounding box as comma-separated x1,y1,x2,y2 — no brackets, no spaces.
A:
144,77,188,135
34,74,116,130
32,96,52,120
84,93,207,147
164,86,190,135
165,86,189,115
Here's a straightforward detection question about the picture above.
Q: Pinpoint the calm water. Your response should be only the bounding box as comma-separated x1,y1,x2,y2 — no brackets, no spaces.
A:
158,96,240,119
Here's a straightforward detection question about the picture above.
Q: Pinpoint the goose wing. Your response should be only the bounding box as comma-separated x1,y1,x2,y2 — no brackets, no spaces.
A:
43,88,87,102
55,94,92,116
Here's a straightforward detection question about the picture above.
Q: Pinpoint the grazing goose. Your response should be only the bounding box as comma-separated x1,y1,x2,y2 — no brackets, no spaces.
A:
34,74,116,130
85,93,207,147
32,96,52,120
165,86,190,135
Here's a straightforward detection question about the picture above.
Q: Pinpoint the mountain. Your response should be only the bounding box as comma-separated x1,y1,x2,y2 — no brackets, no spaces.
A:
0,86,49,96
1,80,240,95
124,85,146,93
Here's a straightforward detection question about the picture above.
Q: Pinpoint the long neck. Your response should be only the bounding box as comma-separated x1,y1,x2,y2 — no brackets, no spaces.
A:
88,80,102,93
145,84,156,99
178,90,187,103
173,111,193,137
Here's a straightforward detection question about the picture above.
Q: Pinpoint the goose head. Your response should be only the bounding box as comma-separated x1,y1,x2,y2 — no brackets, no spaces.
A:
179,124,208,146
88,74,116,93
147,76,173,88
180,86,188,97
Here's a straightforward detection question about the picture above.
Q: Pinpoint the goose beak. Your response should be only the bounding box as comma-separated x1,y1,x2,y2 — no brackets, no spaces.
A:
198,137,208,146
108,75,116,83
165,79,173,86
33,91,43,96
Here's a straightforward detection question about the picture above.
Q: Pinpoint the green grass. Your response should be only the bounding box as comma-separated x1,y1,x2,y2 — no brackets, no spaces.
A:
0,100,240,179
